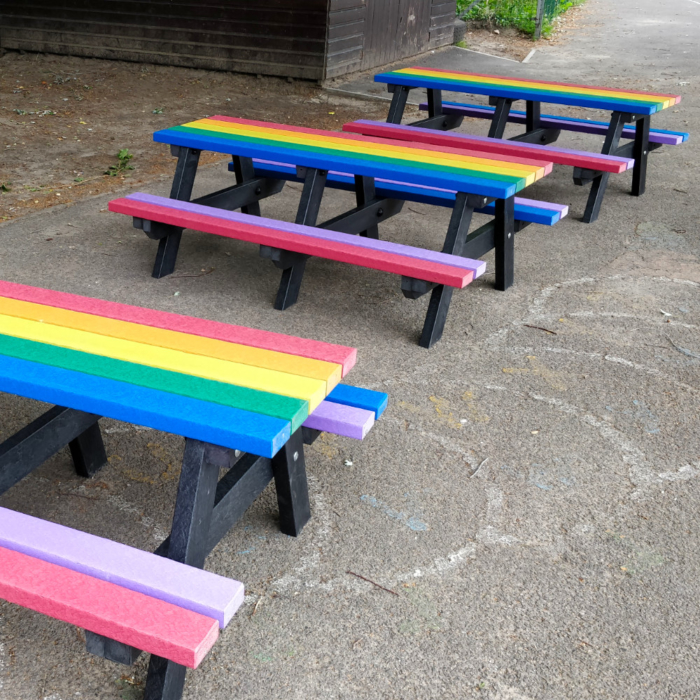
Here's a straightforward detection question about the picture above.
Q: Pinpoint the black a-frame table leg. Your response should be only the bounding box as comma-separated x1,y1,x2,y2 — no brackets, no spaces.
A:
494,195,515,291
631,115,650,197
579,111,627,223
417,192,477,348
152,146,201,278
271,166,327,310
88,429,313,700
386,84,412,124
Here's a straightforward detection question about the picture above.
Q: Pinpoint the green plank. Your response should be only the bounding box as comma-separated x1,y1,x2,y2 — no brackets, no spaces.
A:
0,334,308,432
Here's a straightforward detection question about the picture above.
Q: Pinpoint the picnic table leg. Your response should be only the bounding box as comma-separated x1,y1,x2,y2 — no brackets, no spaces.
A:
142,438,220,700
579,111,626,223
152,146,201,278
273,167,327,310
494,195,515,291
418,192,476,348
0,406,104,497
488,98,515,139
232,155,261,216
271,429,311,536
354,175,379,239
386,84,411,123
526,101,541,131
631,115,650,196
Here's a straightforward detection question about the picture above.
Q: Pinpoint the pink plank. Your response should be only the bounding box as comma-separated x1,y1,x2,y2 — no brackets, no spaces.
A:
125,193,487,278
0,507,243,629
0,546,218,669
303,399,374,440
0,281,356,376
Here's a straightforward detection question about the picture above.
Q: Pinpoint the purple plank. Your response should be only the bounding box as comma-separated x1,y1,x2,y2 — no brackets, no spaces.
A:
303,399,374,440
0,506,244,628
430,104,685,146
253,159,568,216
352,119,634,167
126,193,486,278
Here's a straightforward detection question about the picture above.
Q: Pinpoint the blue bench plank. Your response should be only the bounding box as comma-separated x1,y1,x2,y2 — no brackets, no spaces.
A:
242,160,566,226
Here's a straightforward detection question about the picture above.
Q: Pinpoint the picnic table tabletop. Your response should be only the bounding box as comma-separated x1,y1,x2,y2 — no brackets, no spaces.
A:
374,67,682,115
153,116,554,200
0,280,357,458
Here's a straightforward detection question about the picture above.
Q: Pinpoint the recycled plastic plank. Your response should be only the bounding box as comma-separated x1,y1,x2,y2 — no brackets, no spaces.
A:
0,545,219,669
0,507,244,629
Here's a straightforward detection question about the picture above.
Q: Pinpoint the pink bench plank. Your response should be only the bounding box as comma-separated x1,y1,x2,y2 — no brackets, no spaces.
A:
125,193,487,278
0,507,243,629
303,400,375,439
344,120,634,173
0,280,356,376
0,546,218,669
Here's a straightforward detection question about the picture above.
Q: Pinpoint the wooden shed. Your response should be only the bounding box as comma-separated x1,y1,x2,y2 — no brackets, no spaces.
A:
0,1,456,81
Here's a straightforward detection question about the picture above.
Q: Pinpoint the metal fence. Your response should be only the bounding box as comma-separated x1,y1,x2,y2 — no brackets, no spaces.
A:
457,0,578,38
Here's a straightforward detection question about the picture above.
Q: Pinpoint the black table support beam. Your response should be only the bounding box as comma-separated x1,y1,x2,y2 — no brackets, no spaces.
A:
526,100,541,131
319,196,404,235
407,113,464,131
0,406,105,497
191,177,284,211
354,175,379,239
632,115,650,196
509,126,561,146
488,97,515,139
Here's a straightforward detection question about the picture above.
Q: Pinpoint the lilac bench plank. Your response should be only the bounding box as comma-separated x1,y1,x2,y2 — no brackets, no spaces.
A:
0,507,244,628
126,193,487,279
427,103,686,146
352,119,634,167
303,400,375,440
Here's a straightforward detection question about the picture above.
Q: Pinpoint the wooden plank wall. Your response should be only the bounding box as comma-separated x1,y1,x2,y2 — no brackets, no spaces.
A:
0,0,455,81
0,0,329,80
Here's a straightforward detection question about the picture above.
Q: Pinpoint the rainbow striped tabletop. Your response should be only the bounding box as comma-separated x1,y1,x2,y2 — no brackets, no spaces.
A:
375,67,682,116
0,281,358,458
153,116,554,199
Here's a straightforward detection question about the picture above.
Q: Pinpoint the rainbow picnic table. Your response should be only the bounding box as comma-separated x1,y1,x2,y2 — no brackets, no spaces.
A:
375,67,684,220
117,116,558,347
0,280,385,700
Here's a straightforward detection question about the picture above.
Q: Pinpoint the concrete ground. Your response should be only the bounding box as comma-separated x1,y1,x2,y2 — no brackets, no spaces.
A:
0,0,699,697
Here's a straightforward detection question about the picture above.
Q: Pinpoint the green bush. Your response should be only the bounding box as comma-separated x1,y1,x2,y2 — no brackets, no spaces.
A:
457,0,583,37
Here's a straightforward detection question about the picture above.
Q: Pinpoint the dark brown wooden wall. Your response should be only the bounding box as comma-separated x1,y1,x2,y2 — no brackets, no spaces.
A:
0,0,456,81
0,0,329,80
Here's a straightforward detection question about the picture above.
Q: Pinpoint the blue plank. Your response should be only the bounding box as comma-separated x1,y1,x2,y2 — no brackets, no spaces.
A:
374,73,659,115
438,101,689,140
247,161,560,225
154,129,517,199
326,385,388,419
0,356,290,458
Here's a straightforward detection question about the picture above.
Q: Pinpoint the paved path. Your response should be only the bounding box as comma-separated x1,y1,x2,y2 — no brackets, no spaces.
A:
0,1,699,698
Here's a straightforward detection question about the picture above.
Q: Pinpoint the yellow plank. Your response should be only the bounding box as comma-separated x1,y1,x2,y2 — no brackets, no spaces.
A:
0,314,328,411
0,296,341,393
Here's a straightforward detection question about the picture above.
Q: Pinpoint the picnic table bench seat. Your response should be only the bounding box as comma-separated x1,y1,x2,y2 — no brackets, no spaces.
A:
236,158,569,226
109,192,487,348
0,280,386,700
422,101,689,148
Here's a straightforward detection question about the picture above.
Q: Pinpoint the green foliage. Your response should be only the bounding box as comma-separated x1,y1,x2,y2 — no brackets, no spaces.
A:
0,182,11,193
105,148,135,177
457,0,584,37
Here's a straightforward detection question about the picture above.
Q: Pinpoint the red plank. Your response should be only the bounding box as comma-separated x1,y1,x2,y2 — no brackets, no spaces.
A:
0,281,356,376
210,116,553,174
0,546,218,669
109,199,474,289
343,121,628,174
